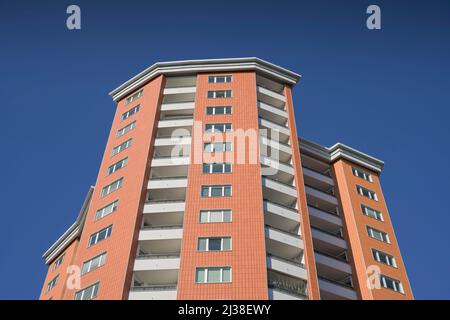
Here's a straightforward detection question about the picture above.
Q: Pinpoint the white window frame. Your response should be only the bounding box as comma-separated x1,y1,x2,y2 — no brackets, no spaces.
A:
201,185,232,197
202,163,232,174
199,209,232,223
197,237,232,252
207,90,232,99
372,249,397,268
367,226,390,243
52,253,65,271
81,252,107,275
361,204,384,221
46,275,59,293
121,105,140,121
205,123,232,133
101,178,123,197
125,90,143,105
75,282,100,300
357,185,378,201
112,139,132,156
206,106,232,115
204,142,232,153
380,275,404,293
352,167,373,182
195,267,232,284
116,121,136,137
95,200,119,221
208,75,232,83
107,157,128,176
88,225,113,247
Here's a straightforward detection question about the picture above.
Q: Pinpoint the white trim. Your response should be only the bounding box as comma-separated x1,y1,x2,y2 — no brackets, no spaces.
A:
109,58,301,102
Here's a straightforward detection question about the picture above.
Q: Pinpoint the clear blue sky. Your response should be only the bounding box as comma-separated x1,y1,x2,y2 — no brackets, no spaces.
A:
0,0,449,299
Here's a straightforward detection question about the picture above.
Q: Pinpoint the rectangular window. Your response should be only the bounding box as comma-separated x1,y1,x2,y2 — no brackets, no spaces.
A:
207,90,232,99
81,252,107,275
101,178,123,197
89,225,112,247
204,142,232,153
46,275,59,293
75,282,100,300
380,275,404,293
352,167,373,182
121,105,140,121
206,106,232,115
112,139,132,156
116,121,136,137
107,157,128,176
373,249,397,267
201,185,232,198
205,123,232,133
361,204,383,221
198,237,232,252
125,90,143,105
357,185,378,201
202,163,232,174
95,200,119,221
199,210,232,223
195,267,232,283
367,226,390,243
52,253,65,271
208,75,232,83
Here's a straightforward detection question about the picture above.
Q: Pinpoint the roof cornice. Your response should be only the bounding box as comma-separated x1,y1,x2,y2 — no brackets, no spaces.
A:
42,186,94,265
299,138,384,173
109,57,301,102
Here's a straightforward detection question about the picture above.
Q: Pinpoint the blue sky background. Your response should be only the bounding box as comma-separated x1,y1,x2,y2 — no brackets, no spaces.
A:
0,0,449,299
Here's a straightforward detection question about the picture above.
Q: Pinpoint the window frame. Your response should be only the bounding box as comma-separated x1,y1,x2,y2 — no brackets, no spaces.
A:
125,90,143,105
52,253,65,271
116,121,136,137
201,185,232,198
208,75,232,83
197,237,232,252
357,185,378,201
81,252,107,276
352,167,373,182
195,267,232,284
206,106,232,115
88,225,113,247
121,104,140,121
101,178,123,197
199,209,232,223
207,90,232,99
202,163,232,174
74,282,100,300
46,275,59,293
366,225,390,243
95,200,119,221
372,249,397,268
379,274,404,293
112,138,132,156
361,204,384,221
107,157,128,176
204,142,232,153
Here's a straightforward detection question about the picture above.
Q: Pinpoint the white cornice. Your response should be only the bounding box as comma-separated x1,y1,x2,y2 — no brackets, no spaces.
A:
109,57,301,102
42,186,94,265
299,138,384,173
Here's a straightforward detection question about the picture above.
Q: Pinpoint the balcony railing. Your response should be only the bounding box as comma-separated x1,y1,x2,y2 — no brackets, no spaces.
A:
267,279,307,298
142,225,183,230
131,285,177,292
307,204,339,217
146,199,185,204
267,253,304,269
265,224,301,238
314,250,348,263
302,165,331,178
136,253,180,259
311,226,344,239
304,184,335,197
149,176,188,181
318,276,354,289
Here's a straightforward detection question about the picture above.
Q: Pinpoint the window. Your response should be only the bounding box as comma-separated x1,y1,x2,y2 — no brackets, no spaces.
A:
204,142,232,152
89,225,112,247
372,249,397,267
201,185,232,197
101,178,123,197
195,267,232,283
202,163,232,174
205,123,232,133
207,90,232,99
112,139,132,156
199,209,232,223
380,275,403,293
357,185,378,201
46,275,59,293
95,200,118,221
198,237,232,251
52,253,65,271
367,226,390,243
121,105,140,121
208,75,232,83
107,157,128,176
116,121,136,137
361,204,383,221
206,106,232,115
82,252,107,275
125,90,143,105
352,167,373,182
75,282,100,300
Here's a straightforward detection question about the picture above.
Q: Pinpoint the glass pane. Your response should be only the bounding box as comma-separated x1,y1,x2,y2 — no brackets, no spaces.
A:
196,269,206,283
212,163,223,173
223,210,232,222
198,238,207,251
210,211,222,222
201,187,210,197
211,187,222,197
207,91,214,98
208,238,222,251
224,186,231,196
222,268,231,282
226,106,231,114
202,164,210,174
207,268,221,283
199,211,209,223
222,238,231,250
224,163,231,173
81,262,90,275
206,107,213,115
205,124,213,132
225,143,231,151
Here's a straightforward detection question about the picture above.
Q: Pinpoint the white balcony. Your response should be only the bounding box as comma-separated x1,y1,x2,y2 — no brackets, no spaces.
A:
263,200,299,233
259,118,290,144
302,167,334,187
163,86,196,95
257,85,286,108
147,178,187,190
258,101,288,126
143,201,185,214
134,256,180,272
129,287,177,300
318,278,357,300
265,226,303,262
308,206,342,234
311,227,347,257
305,185,338,207
160,102,195,112
268,288,307,300
315,252,352,279
154,136,192,147
151,156,190,168
139,227,183,241
266,255,307,281
260,136,292,164
153,136,191,158
262,177,297,208
158,118,194,129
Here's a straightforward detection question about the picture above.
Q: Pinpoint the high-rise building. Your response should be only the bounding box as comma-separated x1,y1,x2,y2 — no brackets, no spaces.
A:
39,58,413,300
